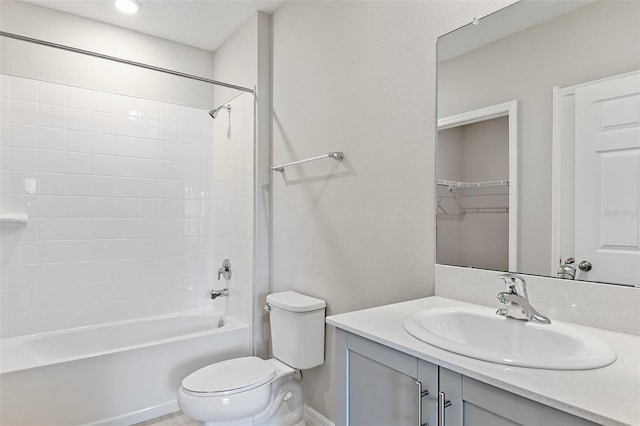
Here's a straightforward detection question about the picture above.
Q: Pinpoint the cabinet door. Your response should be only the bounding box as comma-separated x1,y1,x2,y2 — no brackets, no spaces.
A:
336,330,425,426
349,350,417,426
417,360,439,426
439,367,463,426
461,376,599,426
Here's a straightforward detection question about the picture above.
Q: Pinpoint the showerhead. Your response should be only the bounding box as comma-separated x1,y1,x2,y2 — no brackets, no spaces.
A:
208,104,231,119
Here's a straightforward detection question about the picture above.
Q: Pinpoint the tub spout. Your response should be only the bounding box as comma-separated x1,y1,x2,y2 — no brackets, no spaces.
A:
211,288,229,300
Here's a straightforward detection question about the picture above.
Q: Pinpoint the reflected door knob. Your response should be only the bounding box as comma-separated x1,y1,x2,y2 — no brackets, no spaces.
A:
578,260,592,271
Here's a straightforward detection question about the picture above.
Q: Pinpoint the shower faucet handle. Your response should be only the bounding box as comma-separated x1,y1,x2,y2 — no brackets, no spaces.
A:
217,258,232,280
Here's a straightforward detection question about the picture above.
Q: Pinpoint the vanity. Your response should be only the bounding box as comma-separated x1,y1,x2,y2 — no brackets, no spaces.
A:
327,296,640,426
327,1,640,424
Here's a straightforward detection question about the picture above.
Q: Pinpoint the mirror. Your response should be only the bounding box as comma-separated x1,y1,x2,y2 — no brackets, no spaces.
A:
437,0,640,286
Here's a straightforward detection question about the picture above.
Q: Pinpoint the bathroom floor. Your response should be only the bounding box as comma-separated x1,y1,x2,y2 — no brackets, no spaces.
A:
133,412,196,426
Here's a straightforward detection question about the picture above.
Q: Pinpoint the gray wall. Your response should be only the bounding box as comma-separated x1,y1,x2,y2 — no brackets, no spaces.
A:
269,0,514,420
438,0,640,275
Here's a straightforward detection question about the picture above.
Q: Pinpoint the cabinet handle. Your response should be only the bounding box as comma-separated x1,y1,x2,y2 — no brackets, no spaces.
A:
416,381,429,426
437,391,452,426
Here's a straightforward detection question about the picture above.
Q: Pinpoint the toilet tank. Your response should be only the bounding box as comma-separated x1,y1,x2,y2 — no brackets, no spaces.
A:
266,291,326,370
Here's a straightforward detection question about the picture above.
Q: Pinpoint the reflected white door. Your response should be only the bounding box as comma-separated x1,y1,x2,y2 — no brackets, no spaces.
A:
574,71,640,285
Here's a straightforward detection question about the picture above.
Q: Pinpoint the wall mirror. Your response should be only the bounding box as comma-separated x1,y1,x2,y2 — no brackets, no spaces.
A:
436,0,639,286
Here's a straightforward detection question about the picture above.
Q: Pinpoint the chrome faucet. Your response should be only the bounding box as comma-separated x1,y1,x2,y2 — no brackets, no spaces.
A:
217,258,232,281
211,288,229,300
496,273,551,324
556,257,576,280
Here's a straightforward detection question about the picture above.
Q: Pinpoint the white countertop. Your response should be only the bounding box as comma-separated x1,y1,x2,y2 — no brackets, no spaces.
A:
326,296,640,426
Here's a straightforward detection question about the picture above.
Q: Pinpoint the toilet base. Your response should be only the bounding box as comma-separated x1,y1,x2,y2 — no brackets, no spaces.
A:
186,359,304,426
194,377,303,426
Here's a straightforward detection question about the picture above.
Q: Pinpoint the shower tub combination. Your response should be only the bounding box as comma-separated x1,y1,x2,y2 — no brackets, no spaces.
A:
0,311,250,425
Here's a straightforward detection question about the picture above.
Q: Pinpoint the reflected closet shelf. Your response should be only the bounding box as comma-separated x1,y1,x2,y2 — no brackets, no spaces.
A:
437,179,509,219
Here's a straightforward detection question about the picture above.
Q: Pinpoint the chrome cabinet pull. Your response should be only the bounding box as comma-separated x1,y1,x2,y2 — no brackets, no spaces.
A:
437,391,451,426
416,381,429,426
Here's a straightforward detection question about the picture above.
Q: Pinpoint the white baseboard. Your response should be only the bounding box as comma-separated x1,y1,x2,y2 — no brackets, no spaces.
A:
303,404,334,426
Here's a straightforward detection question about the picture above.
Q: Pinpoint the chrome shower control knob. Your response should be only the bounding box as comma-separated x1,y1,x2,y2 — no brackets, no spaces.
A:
578,260,592,271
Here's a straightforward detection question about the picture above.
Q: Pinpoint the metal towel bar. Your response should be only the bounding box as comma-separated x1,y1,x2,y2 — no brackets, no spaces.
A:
272,152,344,172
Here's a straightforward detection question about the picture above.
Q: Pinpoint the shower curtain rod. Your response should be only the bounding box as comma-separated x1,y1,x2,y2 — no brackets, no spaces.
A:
0,31,255,94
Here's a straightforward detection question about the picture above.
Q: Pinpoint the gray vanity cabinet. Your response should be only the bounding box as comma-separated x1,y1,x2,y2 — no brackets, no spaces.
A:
335,328,598,426
335,329,461,426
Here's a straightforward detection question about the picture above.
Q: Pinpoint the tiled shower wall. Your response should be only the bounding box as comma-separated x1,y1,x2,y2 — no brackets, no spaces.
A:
0,74,254,337
211,93,254,326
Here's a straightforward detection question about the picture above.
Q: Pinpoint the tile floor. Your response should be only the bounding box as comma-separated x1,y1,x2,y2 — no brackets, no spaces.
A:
133,412,196,426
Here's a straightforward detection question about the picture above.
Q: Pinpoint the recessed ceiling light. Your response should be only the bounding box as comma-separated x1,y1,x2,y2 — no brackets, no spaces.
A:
115,0,142,14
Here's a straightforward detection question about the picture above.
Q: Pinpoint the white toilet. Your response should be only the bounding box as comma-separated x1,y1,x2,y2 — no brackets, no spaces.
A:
178,291,326,426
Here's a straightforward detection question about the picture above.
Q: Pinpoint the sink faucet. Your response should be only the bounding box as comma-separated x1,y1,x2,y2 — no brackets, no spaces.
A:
496,273,551,324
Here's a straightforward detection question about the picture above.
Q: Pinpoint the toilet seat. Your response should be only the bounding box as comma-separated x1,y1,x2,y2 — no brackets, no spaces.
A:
181,356,276,397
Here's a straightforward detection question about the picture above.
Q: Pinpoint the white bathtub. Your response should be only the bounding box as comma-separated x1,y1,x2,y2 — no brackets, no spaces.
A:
0,310,250,426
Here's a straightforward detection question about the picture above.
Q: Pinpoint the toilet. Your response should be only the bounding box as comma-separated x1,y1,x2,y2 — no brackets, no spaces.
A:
178,291,326,426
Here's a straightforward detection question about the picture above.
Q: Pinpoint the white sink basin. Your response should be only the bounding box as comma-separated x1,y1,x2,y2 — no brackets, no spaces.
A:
403,306,616,370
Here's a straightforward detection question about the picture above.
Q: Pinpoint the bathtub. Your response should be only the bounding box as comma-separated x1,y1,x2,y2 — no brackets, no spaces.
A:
0,310,250,426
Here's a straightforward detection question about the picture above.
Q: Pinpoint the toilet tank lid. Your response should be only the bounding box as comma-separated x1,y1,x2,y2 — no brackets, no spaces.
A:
267,291,326,312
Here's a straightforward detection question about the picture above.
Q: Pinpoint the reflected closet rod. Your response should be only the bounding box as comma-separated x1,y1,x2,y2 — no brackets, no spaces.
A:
0,31,254,94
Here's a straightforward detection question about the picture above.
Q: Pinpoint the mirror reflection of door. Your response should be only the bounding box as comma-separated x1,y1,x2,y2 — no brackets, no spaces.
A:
553,70,640,285
437,115,510,271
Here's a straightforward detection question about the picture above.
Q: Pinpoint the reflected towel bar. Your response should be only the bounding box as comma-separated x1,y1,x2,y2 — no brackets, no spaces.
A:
272,152,344,172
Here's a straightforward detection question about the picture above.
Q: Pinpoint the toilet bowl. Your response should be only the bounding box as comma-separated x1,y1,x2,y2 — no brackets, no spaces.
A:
178,357,298,426
178,291,326,426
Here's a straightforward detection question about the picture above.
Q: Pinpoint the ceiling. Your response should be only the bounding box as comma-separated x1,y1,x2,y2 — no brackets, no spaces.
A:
23,0,284,52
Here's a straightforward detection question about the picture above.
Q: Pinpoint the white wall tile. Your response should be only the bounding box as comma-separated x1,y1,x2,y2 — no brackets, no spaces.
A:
39,127,65,151
39,105,66,129
0,75,10,99
7,241,38,265
115,198,138,218
5,265,38,290
115,177,138,197
8,124,38,148
65,174,92,196
38,172,66,195
7,147,38,171
67,87,93,110
37,218,67,240
66,152,93,175
37,195,67,218
10,77,38,103
36,263,68,286
0,170,10,193
8,171,37,195
66,130,92,153
66,218,93,240
9,100,38,126
92,112,118,135
0,74,243,338
91,133,117,155
39,82,66,107
1,98,9,123
158,102,181,124
115,136,137,157
67,108,92,132
135,98,160,120
39,150,66,173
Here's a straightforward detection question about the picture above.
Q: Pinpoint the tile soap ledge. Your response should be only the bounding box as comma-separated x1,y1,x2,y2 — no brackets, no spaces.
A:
0,214,28,226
